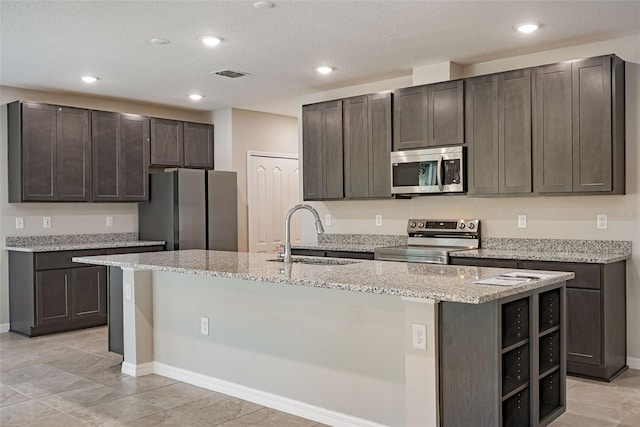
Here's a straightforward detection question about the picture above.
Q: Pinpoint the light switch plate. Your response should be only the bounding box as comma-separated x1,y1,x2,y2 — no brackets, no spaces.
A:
43,217,51,228
124,284,132,300
325,214,332,227
106,216,114,227
597,214,608,230
376,214,383,227
15,217,24,229
517,215,527,229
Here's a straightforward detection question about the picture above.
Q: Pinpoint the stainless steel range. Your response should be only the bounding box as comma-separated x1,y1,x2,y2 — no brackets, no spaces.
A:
374,219,480,264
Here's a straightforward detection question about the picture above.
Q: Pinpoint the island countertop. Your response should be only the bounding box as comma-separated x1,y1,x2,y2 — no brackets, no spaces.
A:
73,249,574,304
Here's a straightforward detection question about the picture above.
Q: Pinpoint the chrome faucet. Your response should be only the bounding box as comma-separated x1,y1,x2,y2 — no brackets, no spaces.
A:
278,204,325,263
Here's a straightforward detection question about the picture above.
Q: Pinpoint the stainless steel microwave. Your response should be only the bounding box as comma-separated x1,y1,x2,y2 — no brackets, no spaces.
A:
390,146,465,195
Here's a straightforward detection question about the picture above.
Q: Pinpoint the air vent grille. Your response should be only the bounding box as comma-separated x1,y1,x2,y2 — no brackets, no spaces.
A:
212,69,251,78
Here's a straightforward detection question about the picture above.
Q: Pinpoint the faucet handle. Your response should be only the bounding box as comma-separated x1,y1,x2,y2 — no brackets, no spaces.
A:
276,252,285,259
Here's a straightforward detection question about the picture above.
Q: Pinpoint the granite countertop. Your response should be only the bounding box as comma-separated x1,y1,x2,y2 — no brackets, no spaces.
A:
73,249,574,304
292,242,382,253
451,249,630,264
4,232,165,253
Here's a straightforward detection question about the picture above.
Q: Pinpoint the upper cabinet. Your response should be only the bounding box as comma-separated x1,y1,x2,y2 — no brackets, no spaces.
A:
393,80,464,151
343,93,392,199
92,111,149,202
466,69,532,196
302,100,344,200
9,101,92,202
534,55,624,194
150,118,214,169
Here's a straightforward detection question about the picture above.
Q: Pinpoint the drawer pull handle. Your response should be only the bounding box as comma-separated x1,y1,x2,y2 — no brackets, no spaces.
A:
568,352,593,358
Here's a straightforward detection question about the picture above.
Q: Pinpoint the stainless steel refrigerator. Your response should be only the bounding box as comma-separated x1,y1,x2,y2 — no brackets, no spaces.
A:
138,169,238,251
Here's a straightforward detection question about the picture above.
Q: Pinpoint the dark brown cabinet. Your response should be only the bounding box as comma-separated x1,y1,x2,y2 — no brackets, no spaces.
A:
150,118,214,169
302,100,344,200
466,69,532,195
343,93,392,198
451,256,627,381
8,101,92,202
533,55,625,194
92,111,149,202
393,80,464,151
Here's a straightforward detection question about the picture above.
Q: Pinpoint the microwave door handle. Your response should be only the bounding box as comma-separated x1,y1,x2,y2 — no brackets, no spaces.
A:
437,155,444,191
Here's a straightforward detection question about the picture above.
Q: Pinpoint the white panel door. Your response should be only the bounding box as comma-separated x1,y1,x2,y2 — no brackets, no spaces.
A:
248,154,300,253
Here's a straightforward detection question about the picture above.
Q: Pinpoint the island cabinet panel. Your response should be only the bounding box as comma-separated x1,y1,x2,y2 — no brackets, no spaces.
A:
302,100,344,200
92,111,149,202
393,81,464,151
440,283,566,427
8,101,92,202
343,93,392,199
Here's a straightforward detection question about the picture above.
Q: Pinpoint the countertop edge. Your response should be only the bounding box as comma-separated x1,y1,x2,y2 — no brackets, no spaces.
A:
5,241,165,252
450,249,631,264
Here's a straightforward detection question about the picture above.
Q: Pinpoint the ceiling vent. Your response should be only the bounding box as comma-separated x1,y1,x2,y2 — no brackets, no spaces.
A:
212,69,251,78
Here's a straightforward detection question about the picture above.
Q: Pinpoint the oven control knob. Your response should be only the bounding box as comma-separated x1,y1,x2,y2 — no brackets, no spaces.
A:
459,223,466,229
418,222,425,228
468,223,475,230
410,221,417,228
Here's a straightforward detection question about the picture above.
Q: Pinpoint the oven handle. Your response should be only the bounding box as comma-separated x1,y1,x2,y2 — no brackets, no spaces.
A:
436,155,443,191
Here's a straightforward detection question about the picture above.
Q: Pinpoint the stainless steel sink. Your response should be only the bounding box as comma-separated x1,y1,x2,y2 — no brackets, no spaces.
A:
267,257,360,266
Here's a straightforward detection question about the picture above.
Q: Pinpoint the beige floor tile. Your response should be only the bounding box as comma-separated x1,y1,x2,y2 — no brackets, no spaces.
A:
219,408,319,427
128,410,208,427
22,411,88,427
100,373,179,396
567,380,640,412
0,352,36,371
618,411,640,426
0,399,62,426
38,382,126,413
0,363,65,386
68,394,165,424
172,394,263,425
0,385,31,407
134,382,214,410
11,370,93,398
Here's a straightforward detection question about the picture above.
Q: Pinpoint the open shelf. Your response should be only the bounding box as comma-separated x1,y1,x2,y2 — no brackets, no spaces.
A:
503,387,531,427
502,338,530,355
502,382,530,402
538,324,559,338
502,297,530,349
539,329,560,373
503,343,530,397
539,289,561,333
538,364,560,380
539,370,562,421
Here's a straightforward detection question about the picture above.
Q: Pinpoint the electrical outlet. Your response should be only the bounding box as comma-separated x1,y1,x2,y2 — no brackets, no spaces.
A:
412,323,427,350
106,216,114,227
597,214,608,230
200,317,209,335
376,214,383,227
43,216,51,228
517,215,527,229
325,214,332,227
15,217,24,229
124,284,132,301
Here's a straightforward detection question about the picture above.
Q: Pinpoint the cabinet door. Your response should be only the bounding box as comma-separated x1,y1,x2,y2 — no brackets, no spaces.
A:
533,62,573,193
120,114,149,201
323,100,344,199
302,103,323,200
36,269,72,325
21,102,57,201
56,106,91,201
344,96,369,198
566,288,602,366
368,92,392,198
427,80,464,147
184,122,214,169
393,86,427,151
71,266,107,321
498,69,532,194
150,118,183,167
466,75,499,194
92,111,120,201
572,56,612,192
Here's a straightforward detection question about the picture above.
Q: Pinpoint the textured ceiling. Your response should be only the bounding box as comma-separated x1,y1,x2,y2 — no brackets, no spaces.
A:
1,0,639,117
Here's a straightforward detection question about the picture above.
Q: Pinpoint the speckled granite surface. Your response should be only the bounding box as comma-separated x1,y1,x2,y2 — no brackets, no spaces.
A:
294,233,406,252
73,250,573,304
5,233,165,252
452,238,632,264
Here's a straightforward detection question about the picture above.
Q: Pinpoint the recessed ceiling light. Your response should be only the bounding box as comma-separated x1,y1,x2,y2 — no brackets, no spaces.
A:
189,94,203,101
316,66,334,75
200,36,222,47
150,38,170,45
514,23,540,34
254,1,275,9
81,76,98,83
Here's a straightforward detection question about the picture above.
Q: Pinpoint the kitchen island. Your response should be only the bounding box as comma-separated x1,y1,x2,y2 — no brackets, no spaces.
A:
73,250,574,427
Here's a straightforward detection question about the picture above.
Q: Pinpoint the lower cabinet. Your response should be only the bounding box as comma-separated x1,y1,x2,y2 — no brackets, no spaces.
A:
440,284,566,426
451,256,627,381
9,245,163,337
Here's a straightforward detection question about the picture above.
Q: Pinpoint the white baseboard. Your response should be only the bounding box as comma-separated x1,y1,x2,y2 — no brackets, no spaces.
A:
0,323,9,333
121,361,154,377
628,357,640,370
153,362,387,427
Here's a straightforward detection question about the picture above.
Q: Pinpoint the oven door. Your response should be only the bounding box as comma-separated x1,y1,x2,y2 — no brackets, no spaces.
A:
390,147,464,194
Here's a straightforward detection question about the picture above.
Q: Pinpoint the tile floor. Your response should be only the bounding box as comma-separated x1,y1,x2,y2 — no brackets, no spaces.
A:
1,326,638,426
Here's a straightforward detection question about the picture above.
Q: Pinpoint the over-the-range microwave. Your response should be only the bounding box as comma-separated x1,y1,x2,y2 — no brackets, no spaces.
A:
390,146,465,195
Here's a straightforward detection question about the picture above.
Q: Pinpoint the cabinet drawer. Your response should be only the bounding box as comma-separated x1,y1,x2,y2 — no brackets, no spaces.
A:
35,249,107,271
520,261,601,289
106,245,164,255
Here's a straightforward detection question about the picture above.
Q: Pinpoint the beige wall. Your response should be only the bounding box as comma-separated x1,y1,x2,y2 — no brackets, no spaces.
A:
0,86,211,327
298,36,640,366
230,108,299,252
